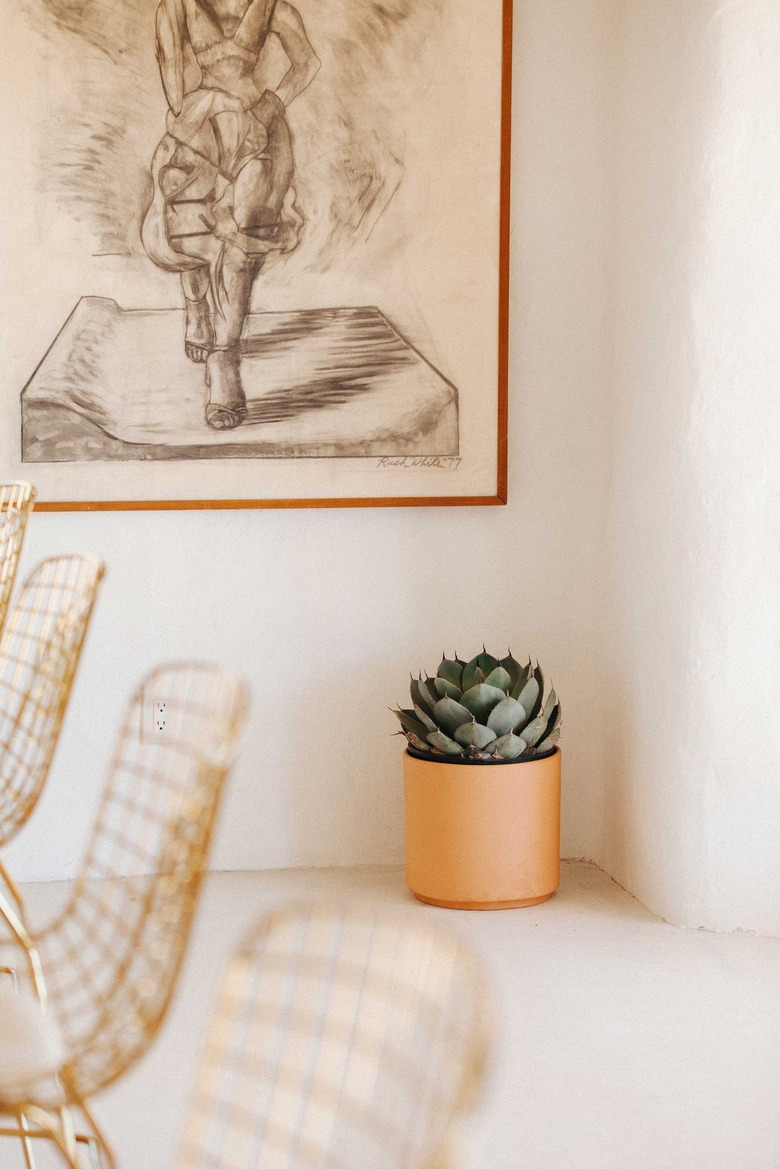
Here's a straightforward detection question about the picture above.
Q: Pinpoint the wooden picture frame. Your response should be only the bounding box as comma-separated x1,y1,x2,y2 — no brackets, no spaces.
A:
1,0,512,511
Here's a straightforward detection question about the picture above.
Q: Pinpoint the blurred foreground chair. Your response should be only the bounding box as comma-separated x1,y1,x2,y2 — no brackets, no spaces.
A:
0,554,105,973
0,661,249,1169
0,482,35,640
176,903,490,1169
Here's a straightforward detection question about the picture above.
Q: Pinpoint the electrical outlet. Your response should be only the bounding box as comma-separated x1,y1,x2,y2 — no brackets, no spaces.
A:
140,695,171,741
153,699,167,734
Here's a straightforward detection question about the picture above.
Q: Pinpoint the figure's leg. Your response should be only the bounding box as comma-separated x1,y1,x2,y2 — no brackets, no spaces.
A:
205,246,261,430
232,117,294,234
202,116,293,429
181,267,214,363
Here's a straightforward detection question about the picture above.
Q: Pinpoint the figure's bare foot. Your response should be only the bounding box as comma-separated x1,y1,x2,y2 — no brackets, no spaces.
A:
184,298,214,363
205,349,246,430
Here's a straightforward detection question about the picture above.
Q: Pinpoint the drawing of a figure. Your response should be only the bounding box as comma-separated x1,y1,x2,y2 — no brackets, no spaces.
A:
142,0,320,429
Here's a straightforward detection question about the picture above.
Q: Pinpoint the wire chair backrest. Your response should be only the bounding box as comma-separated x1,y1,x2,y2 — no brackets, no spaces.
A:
176,904,489,1169
36,662,250,1101
0,554,105,848
0,482,35,640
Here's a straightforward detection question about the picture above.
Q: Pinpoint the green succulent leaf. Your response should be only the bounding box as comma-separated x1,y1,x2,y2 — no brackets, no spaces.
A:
487,696,527,737
516,675,540,719
539,688,558,724
510,661,533,700
493,733,529,760
432,695,474,735
461,657,480,692
454,721,497,750
499,652,523,689
426,730,463,756
462,651,499,692
394,708,432,741
521,712,549,748
483,666,512,693
536,726,561,753
410,677,435,716
434,677,462,701
528,665,545,721
460,683,506,723
413,705,438,734
541,696,561,743
437,657,464,689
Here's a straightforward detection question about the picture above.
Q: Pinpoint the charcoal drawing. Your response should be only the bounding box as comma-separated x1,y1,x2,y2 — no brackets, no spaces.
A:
7,0,508,500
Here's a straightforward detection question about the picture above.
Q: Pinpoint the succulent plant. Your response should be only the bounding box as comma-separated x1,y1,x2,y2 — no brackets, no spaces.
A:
393,649,561,762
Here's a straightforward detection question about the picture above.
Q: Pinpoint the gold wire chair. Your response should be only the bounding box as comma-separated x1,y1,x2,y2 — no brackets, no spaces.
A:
0,554,106,975
0,482,35,642
0,555,105,851
176,903,490,1169
0,661,249,1169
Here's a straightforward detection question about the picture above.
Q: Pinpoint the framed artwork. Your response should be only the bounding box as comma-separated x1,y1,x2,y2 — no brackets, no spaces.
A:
0,0,511,511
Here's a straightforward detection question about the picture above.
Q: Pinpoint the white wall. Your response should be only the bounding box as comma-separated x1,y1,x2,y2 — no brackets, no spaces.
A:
601,0,780,935
4,1,614,884
11,1,778,939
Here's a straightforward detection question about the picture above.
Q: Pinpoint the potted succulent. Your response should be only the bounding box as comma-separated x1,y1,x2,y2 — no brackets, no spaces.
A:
394,649,561,910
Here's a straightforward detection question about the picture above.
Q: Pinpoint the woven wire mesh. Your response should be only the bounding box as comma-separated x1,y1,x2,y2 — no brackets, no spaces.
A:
176,904,489,1169
33,662,249,1102
0,554,104,847
0,482,34,641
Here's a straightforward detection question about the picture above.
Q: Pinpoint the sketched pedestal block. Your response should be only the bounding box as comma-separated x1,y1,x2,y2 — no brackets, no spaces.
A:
21,298,459,462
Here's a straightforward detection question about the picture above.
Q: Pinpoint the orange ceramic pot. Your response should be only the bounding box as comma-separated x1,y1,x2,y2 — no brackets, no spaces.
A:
403,748,561,910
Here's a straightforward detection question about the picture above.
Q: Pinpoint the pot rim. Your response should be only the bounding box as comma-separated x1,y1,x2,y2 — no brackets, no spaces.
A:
405,744,559,767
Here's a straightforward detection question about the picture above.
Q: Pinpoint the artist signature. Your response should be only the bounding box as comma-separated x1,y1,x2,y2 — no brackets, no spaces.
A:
376,457,462,471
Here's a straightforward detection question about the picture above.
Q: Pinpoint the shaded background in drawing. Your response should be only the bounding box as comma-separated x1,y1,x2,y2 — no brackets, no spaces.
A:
24,0,442,284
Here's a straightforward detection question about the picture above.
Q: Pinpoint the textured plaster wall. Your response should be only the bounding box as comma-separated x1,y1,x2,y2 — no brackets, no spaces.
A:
600,0,780,935
4,2,613,884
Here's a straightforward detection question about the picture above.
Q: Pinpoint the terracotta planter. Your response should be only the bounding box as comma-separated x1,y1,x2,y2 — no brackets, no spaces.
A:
403,748,561,910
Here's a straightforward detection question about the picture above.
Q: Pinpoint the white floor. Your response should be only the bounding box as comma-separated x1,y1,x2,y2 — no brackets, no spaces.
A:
10,862,780,1169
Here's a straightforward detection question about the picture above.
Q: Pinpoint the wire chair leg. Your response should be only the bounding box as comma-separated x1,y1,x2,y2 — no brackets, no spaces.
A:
17,1109,38,1169
0,885,30,945
86,1132,104,1169
0,857,25,913
0,964,18,988
1,1102,113,1169
72,1094,116,1169
0,885,49,1006
59,1105,80,1166
16,1105,81,1169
